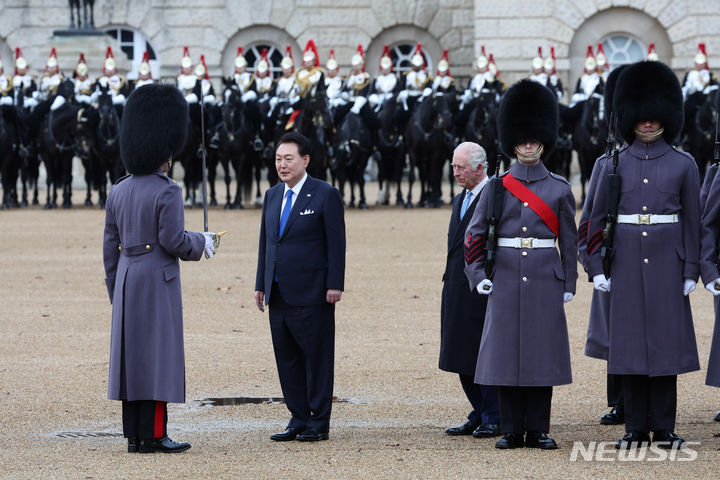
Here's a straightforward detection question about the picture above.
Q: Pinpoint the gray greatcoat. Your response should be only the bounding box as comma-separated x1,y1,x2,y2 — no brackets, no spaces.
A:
440,186,488,375
103,172,205,403
587,138,700,377
465,161,577,387
699,172,720,387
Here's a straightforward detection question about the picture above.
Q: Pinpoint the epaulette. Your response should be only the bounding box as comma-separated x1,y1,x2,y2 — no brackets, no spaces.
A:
114,174,130,185
671,145,695,162
496,170,509,178
549,172,571,185
155,172,177,183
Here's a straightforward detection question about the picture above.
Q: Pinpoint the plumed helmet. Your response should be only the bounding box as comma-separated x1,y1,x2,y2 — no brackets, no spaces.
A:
497,79,558,159
603,64,628,123
613,60,683,145
120,84,189,175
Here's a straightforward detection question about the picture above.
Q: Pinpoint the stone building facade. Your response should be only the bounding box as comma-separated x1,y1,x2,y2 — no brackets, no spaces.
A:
0,0,718,101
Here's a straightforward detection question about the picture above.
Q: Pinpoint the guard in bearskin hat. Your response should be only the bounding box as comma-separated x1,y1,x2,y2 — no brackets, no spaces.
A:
586,60,700,450
104,83,222,454
464,79,577,450
578,64,629,428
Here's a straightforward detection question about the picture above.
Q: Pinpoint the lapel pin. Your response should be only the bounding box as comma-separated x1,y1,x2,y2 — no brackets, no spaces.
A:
307,193,311,197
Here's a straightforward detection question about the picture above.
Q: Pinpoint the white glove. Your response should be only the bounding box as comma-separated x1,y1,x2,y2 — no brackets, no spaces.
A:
563,292,574,303
705,278,720,295
269,96,278,109
350,96,367,114
203,94,216,104
202,232,216,259
397,90,408,102
24,97,38,108
242,90,257,102
593,274,611,292
112,94,126,105
76,94,92,104
476,279,493,295
421,87,432,98
368,93,379,107
683,279,696,296
50,96,66,111
461,89,472,104
185,93,198,104
0,96,12,105
340,91,350,101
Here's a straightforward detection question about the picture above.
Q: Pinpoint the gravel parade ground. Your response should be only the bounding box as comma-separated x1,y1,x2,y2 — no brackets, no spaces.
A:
1,182,719,479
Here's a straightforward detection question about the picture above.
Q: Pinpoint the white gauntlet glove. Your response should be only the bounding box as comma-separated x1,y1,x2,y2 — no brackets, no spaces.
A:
563,292,574,303
202,232,215,258
593,274,611,292
476,279,493,295
683,279,696,296
705,278,720,296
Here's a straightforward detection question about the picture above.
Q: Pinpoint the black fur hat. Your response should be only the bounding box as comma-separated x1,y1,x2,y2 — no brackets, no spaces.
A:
497,79,558,159
613,61,683,145
603,64,628,121
120,83,189,175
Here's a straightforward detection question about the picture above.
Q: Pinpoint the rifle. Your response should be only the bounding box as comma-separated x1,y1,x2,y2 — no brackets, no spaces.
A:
599,114,621,278
484,171,505,280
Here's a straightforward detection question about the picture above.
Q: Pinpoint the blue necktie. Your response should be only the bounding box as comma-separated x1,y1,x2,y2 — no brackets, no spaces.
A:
278,189,293,236
460,191,472,220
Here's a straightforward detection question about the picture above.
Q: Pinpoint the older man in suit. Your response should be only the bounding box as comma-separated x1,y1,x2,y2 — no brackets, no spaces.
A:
441,142,500,439
254,131,346,442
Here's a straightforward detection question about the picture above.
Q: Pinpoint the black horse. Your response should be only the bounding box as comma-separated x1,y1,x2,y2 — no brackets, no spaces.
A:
0,105,18,209
572,94,608,204
334,110,372,209
405,94,455,208
457,91,501,175
687,88,719,179
292,78,332,181
89,84,123,207
544,103,578,181
375,96,406,206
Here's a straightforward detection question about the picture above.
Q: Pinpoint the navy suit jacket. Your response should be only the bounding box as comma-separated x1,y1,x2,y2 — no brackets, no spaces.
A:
255,175,346,306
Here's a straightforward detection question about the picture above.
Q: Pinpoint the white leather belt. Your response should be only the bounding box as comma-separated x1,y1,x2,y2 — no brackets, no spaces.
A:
497,237,556,249
616,214,678,225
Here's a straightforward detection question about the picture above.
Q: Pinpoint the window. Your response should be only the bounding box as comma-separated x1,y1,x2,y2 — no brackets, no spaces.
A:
600,35,646,68
244,44,284,78
104,28,159,79
390,43,432,74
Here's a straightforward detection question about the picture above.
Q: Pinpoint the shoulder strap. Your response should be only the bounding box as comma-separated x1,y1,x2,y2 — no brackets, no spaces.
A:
502,173,559,237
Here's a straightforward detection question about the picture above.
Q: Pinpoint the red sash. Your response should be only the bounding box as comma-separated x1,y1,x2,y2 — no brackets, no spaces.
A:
502,173,559,237
285,110,301,130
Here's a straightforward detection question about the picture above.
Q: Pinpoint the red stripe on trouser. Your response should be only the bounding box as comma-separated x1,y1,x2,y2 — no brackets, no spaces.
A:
154,401,165,439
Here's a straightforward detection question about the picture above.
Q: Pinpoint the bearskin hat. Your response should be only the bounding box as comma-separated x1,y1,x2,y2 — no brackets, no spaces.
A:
603,64,628,122
120,84,189,175
613,60,683,145
497,79,558,159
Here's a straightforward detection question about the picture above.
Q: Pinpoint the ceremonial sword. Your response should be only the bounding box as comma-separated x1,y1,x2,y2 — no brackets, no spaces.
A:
199,80,226,256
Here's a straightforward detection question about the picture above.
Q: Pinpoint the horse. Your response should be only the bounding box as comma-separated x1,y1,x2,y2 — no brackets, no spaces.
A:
404,93,455,208
572,93,608,204
0,105,18,209
687,87,720,179
209,85,256,209
334,108,373,209
90,84,123,207
292,77,333,182
375,95,406,206
543,103,578,181
457,91,501,175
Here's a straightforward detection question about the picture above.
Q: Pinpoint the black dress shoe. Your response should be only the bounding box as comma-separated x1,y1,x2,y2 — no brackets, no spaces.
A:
472,423,501,438
127,437,138,453
525,432,558,450
600,406,625,425
495,433,524,449
138,436,191,453
445,420,479,436
296,426,329,442
615,431,650,450
652,430,685,449
270,426,304,442
714,411,720,422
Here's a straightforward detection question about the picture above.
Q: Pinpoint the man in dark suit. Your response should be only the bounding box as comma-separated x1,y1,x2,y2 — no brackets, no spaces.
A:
441,142,500,439
254,131,346,442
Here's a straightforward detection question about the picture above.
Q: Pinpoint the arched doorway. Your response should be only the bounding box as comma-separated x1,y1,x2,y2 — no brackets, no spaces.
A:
366,25,442,76
221,26,300,79
104,27,160,80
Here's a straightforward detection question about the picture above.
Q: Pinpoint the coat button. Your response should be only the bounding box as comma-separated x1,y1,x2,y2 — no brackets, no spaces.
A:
146,244,151,250
522,276,528,282
642,206,648,212
642,232,647,237
643,178,649,184
644,258,649,264
522,227,528,232
522,251,528,257
118,246,122,251
523,202,529,207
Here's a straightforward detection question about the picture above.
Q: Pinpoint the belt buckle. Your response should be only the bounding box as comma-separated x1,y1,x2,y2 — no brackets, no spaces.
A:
639,214,650,225
521,238,533,248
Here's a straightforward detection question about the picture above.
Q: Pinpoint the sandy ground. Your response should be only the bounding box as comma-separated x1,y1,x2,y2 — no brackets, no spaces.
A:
0,180,719,479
